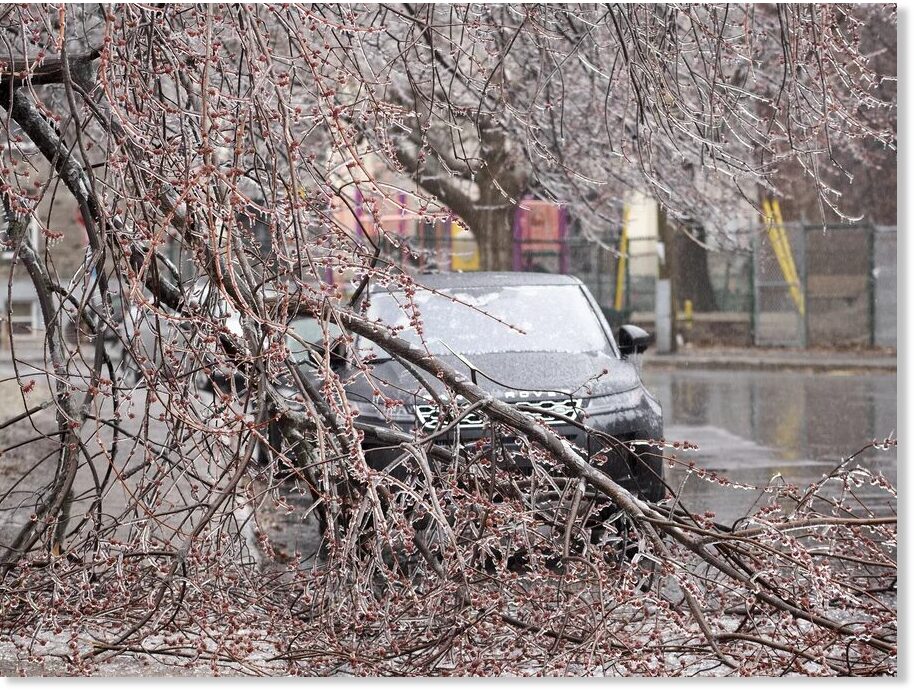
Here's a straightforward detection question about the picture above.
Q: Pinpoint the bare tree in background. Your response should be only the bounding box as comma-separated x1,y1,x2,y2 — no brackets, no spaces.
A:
368,4,896,267
0,4,896,675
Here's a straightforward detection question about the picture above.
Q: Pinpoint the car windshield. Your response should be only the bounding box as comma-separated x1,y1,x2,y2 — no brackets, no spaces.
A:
364,284,611,356
286,317,343,361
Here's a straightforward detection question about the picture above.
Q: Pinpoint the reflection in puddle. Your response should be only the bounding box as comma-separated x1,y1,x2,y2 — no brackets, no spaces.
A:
642,368,896,522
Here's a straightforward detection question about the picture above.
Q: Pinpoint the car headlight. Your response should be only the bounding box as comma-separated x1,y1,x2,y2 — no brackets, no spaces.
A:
583,388,643,416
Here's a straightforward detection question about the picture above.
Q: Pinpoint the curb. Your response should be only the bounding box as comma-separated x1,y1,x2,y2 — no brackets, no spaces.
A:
643,355,896,373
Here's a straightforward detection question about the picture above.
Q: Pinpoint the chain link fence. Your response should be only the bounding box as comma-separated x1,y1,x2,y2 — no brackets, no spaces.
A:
563,223,895,350
392,220,896,351
708,248,753,313
752,223,896,349
752,224,808,347
873,226,897,348
565,237,618,308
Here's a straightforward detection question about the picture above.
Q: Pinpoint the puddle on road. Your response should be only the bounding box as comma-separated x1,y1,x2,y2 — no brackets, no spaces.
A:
643,367,897,523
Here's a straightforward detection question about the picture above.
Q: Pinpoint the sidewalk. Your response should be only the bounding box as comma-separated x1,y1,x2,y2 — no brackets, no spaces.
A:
0,340,51,376
644,346,896,372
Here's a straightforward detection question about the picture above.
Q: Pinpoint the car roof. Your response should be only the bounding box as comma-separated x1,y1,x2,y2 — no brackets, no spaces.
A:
371,271,583,293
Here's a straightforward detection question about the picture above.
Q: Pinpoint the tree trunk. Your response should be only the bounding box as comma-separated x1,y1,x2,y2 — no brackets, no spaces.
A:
397,121,527,272
471,199,516,271
657,206,677,353
469,145,526,271
672,223,718,312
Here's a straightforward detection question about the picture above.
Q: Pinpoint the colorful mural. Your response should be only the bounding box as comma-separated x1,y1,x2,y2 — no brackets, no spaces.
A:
513,198,569,273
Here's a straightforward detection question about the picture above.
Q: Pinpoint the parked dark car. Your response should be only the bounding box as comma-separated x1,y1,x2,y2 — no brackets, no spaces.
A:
284,272,665,502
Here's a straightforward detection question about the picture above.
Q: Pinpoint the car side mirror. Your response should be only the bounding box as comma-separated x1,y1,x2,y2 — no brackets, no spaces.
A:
618,324,652,357
328,339,348,370
308,337,349,370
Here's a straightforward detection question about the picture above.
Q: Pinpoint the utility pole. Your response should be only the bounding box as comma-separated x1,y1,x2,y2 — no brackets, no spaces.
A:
655,206,677,353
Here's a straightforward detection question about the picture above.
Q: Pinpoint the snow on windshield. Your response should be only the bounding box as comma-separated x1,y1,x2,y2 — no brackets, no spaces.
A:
286,317,342,360
365,284,610,355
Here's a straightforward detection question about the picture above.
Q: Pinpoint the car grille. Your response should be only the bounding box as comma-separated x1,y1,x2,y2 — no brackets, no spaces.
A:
416,398,582,433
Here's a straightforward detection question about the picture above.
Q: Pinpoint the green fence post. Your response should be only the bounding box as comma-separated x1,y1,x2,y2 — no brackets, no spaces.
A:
801,224,809,349
749,232,756,345
869,224,876,347
625,244,631,315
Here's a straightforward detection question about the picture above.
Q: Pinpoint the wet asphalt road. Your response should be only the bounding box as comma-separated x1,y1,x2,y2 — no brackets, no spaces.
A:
641,366,898,524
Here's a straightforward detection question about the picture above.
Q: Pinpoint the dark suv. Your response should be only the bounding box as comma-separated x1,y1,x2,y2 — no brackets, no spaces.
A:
285,272,664,502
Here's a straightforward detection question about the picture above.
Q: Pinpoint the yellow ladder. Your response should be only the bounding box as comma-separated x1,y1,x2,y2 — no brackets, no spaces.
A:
613,206,630,312
762,198,805,316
